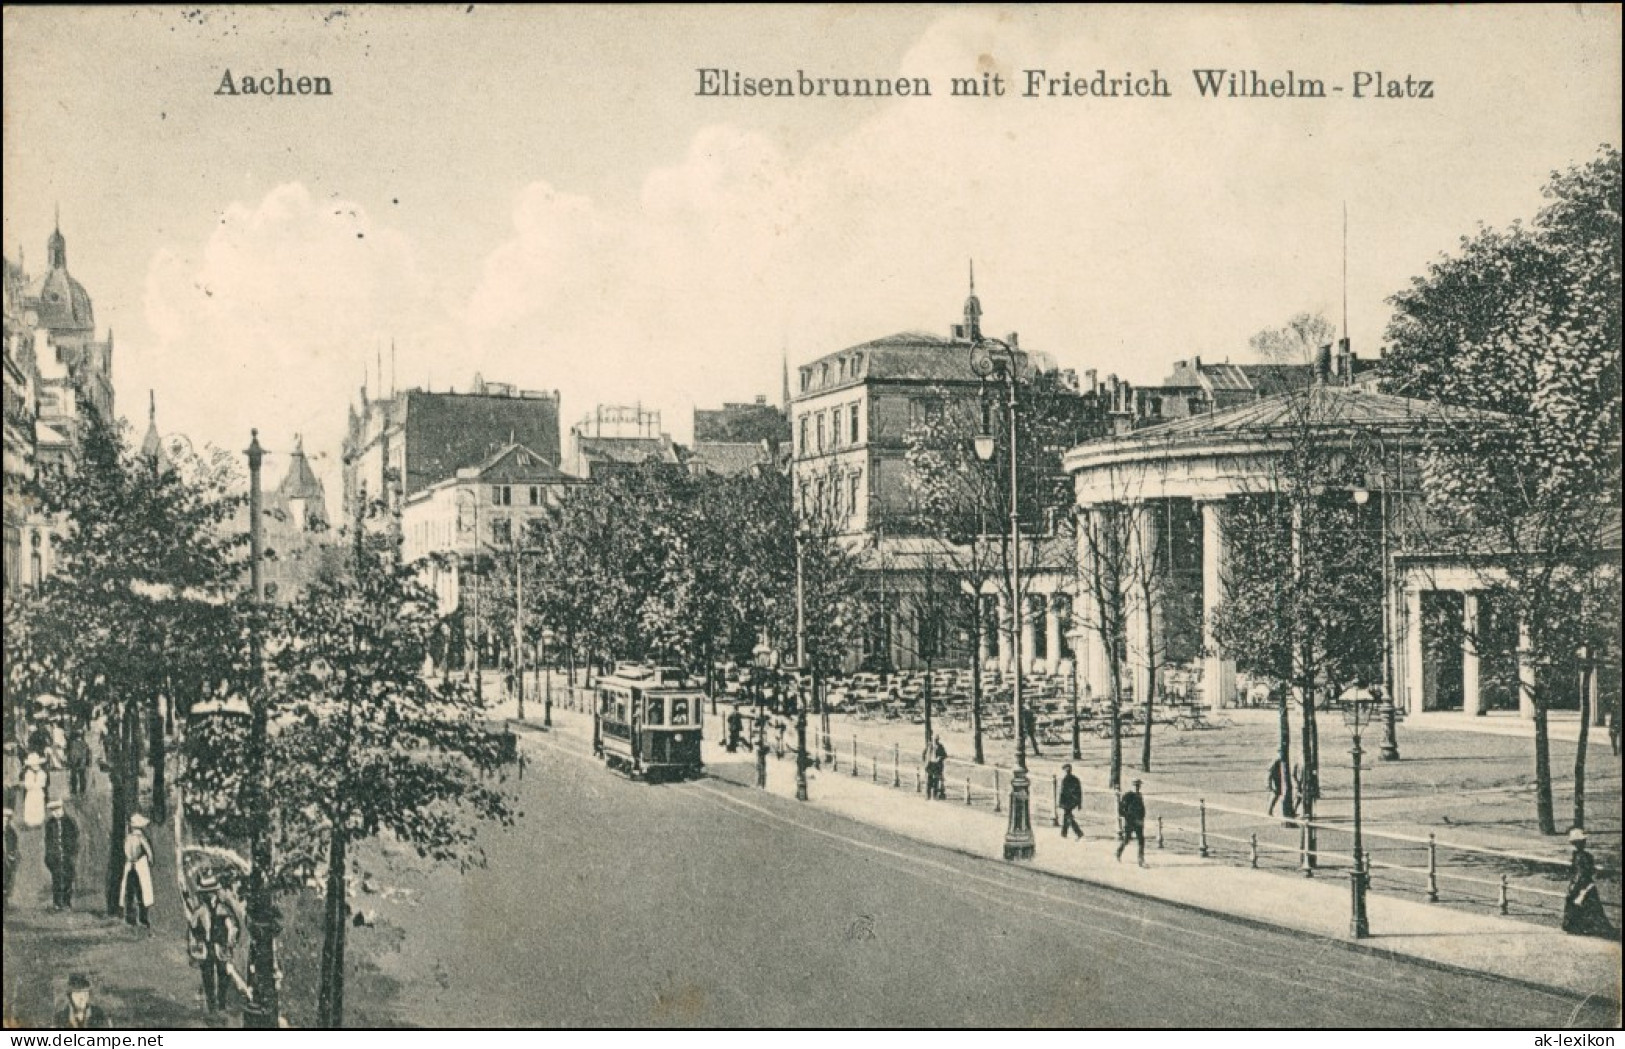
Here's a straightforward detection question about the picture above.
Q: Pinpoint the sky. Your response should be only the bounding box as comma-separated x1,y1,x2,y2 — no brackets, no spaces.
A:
3,5,1620,498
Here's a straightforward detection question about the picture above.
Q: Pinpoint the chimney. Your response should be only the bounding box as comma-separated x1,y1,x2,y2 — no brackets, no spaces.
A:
1007,332,1019,348
754,393,767,405
1084,369,1097,394
1314,344,1333,384
1335,338,1352,384
1191,355,1201,371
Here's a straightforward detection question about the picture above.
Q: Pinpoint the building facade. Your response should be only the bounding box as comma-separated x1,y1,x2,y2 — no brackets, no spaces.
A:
566,403,680,480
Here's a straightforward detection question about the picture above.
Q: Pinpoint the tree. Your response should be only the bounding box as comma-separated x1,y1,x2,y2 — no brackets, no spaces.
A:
8,410,244,912
269,523,515,1028
1384,146,1622,834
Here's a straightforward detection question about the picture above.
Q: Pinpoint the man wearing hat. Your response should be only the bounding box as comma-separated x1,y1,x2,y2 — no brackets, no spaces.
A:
121,814,155,928
1059,764,1084,840
190,872,240,1012
55,974,109,1029
44,798,80,910
3,807,19,915
1115,778,1148,867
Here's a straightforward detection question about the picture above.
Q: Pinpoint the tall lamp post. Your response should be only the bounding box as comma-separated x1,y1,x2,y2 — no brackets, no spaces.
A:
1337,688,1381,938
752,639,774,789
455,488,484,705
1353,435,1401,761
794,529,810,801
243,430,281,1028
971,337,1035,862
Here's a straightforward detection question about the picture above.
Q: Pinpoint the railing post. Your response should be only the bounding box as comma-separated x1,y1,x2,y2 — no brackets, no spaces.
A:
1156,815,1164,849
1249,833,1258,869
893,744,900,788
994,769,1002,813
1051,775,1060,826
1299,822,1313,877
1199,799,1210,858
964,777,972,806
851,736,858,777
1426,834,1439,903
915,766,922,794
1498,874,1509,915
871,755,877,783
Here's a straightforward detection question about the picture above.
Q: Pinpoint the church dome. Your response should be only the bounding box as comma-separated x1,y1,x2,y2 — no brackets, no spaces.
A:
25,226,95,333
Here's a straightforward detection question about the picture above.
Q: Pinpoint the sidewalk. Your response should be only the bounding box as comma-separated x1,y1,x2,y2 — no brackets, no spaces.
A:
526,704,1620,1009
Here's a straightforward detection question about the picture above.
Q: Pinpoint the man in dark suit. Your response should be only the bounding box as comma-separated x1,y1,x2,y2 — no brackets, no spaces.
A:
43,799,79,910
1115,779,1147,867
1059,764,1084,839
3,807,19,914
55,974,109,1029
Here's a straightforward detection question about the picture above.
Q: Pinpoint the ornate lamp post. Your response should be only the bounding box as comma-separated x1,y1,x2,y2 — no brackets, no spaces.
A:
971,337,1035,862
242,430,281,1028
752,639,774,789
1337,688,1381,938
1352,438,1401,761
793,529,810,801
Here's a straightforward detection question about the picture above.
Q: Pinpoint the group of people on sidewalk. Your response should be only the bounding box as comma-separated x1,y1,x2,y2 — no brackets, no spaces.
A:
1055,764,1148,866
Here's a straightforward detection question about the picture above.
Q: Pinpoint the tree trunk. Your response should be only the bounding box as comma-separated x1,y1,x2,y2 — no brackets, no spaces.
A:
1299,674,1318,868
149,694,168,825
104,699,134,915
1140,622,1156,772
1108,663,1124,793
1533,689,1555,835
971,634,985,765
318,830,349,1028
1574,663,1590,832
923,659,933,750
1278,689,1295,818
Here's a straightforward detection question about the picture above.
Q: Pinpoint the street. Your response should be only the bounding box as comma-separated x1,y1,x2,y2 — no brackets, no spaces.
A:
350,728,1613,1028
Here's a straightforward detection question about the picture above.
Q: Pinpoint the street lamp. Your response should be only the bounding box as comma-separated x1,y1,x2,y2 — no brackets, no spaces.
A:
794,529,810,802
752,639,775,789
1336,688,1382,938
1352,438,1401,761
971,337,1035,862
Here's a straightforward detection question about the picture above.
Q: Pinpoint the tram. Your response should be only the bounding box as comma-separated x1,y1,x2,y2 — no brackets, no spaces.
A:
594,664,706,781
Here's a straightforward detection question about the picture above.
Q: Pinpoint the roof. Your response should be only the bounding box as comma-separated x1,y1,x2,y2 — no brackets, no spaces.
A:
797,330,1044,399
401,389,561,496
575,434,681,466
465,442,581,484
685,440,772,477
25,265,94,333
277,443,326,501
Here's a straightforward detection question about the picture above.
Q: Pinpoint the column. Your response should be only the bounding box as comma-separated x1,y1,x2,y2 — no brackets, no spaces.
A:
1127,503,1159,706
1461,592,1483,717
1044,594,1063,677
997,592,1013,673
1075,509,1107,697
1020,594,1037,675
1403,587,1425,713
977,592,993,669
1517,616,1536,719
1199,499,1236,710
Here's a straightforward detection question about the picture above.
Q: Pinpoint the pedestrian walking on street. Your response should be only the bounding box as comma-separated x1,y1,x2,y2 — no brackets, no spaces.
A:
55,974,109,1030
1266,756,1290,817
931,738,948,799
726,707,743,753
43,799,79,910
121,813,155,928
1115,779,1148,867
189,872,240,1012
3,808,19,915
773,715,788,759
67,732,92,797
1561,828,1616,939
1059,764,1084,840
1021,707,1043,758
1608,696,1620,758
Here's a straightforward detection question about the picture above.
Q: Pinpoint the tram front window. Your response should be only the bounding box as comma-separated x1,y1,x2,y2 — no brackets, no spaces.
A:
645,699,664,726
671,698,690,726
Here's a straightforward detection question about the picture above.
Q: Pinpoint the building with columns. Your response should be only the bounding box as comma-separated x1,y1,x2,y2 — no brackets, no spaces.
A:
1063,372,1440,711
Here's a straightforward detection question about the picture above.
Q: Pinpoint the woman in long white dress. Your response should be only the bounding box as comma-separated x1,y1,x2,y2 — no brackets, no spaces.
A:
20,754,47,828
122,814,155,927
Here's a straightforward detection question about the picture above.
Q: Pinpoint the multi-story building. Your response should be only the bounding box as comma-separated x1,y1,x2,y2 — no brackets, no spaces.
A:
565,403,680,481
790,280,1095,674
3,220,117,592
342,374,562,525
686,395,786,478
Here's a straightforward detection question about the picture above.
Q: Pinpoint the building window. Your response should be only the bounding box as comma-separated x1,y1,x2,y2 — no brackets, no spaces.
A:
799,416,809,456
849,403,861,444
820,363,830,386
849,470,862,518
528,486,543,506
491,485,512,506
492,518,512,546
800,370,809,393
830,412,841,449
837,358,847,380
816,413,826,453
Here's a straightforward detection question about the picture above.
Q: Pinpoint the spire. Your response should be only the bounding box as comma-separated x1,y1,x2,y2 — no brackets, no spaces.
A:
47,207,66,270
140,389,166,469
962,258,982,341
780,341,791,409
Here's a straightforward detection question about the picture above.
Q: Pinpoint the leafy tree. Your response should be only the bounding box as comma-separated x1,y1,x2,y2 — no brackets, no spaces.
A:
269,525,515,1028
7,410,243,911
1384,145,1622,834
